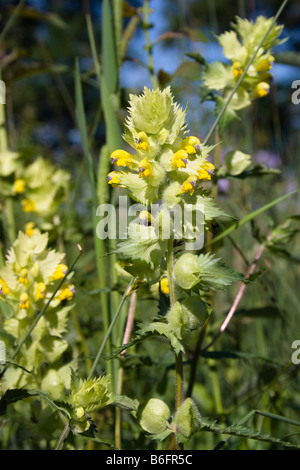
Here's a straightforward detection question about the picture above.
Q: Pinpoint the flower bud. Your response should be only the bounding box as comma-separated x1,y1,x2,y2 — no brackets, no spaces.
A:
176,398,201,438
139,398,170,434
174,253,201,290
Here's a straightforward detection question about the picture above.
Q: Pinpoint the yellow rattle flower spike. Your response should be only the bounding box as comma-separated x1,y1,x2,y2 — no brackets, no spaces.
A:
139,158,153,178
181,176,199,196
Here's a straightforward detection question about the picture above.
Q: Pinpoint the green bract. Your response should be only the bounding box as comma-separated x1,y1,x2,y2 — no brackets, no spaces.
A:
139,398,170,434
176,398,201,438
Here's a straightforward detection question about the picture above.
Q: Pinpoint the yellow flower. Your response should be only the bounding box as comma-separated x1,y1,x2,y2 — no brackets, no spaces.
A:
201,161,215,172
138,158,152,178
139,210,154,226
181,136,201,153
233,61,243,78
111,150,135,167
75,406,85,420
36,282,46,300
0,279,10,298
256,56,274,72
254,81,270,98
136,132,149,151
198,170,211,180
21,199,36,213
198,160,215,180
51,264,68,280
18,269,28,285
25,222,37,237
19,292,29,310
160,277,169,295
13,179,26,194
171,150,189,168
58,285,75,301
107,171,122,187
181,176,198,196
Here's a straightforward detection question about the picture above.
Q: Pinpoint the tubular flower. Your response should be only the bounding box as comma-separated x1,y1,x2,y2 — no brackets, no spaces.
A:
21,199,36,213
171,150,189,168
256,56,274,72
254,82,270,98
111,150,136,167
107,171,122,187
181,176,198,196
160,277,169,295
58,285,75,301
198,160,215,180
198,170,211,180
51,264,68,280
233,61,243,78
36,282,46,300
139,159,153,178
25,222,37,236
0,279,10,298
181,136,201,154
19,292,30,310
18,269,28,285
13,179,26,194
139,210,155,226
135,132,149,151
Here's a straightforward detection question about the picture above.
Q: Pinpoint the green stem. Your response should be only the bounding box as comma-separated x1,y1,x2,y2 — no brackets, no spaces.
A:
87,278,135,380
167,235,184,449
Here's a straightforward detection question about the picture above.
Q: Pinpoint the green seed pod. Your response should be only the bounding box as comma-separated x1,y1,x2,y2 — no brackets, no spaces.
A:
181,296,208,332
139,398,170,434
176,398,201,438
167,297,207,339
174,253,201,290
167,301,185,339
